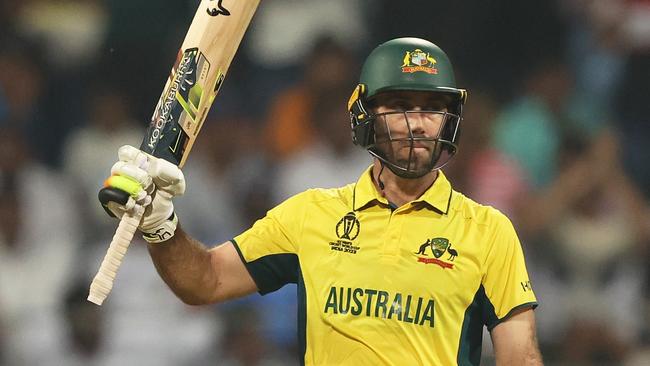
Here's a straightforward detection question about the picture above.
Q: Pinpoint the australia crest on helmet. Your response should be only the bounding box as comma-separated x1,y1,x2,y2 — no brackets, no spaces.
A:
401,48,438,74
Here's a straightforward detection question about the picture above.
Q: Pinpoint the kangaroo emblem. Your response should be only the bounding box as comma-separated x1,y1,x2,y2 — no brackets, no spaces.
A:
402,51,411,67
207,0,231,16
416,239,431,255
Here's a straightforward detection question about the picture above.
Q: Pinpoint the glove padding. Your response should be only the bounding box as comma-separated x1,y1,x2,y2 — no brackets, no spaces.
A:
104,145,185,243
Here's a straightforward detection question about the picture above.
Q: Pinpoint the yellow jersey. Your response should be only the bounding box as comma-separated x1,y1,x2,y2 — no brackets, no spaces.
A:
233,166,537,365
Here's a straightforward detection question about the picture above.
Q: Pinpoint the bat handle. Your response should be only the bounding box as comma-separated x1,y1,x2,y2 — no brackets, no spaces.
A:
87,206,143,305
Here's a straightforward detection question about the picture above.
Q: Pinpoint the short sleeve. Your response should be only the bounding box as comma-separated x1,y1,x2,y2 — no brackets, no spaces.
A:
481,211,538,330
232,193,305,294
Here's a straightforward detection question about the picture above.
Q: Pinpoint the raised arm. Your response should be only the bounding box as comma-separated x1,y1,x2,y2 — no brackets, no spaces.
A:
491,308,543,366
148,227,258,305
100,146,257,305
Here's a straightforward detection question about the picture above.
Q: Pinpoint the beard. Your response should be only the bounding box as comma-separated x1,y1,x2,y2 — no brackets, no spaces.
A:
376,138,438,174
367,111,460,178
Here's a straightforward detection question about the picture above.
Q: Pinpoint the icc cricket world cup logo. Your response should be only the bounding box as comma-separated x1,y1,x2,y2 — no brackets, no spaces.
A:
336,212,360,240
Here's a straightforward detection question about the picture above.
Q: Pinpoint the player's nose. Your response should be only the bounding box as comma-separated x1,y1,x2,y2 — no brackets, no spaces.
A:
407,112,427,133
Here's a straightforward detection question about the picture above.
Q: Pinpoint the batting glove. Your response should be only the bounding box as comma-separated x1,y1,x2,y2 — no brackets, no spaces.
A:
100,145,185,243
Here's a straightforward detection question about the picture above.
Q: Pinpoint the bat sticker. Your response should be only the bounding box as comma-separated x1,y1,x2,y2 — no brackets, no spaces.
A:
207,0,231,17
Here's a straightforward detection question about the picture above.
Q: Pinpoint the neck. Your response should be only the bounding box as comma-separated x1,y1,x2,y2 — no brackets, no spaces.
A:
372,160,438,207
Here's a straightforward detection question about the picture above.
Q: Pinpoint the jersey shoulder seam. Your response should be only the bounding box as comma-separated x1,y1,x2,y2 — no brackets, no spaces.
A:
449,191,508,227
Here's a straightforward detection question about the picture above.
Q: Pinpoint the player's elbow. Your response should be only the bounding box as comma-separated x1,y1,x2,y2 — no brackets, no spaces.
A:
172,279,231,306
177,295,202,306
176,292,213,306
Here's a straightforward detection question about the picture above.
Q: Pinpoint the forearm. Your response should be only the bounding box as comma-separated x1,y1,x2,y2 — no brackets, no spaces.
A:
147,225,217,305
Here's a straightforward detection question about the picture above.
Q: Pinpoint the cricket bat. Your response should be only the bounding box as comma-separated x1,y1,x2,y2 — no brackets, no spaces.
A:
88,0,261,305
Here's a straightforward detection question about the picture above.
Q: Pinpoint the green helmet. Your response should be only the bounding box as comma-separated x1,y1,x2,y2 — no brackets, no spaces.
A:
348,37,468,178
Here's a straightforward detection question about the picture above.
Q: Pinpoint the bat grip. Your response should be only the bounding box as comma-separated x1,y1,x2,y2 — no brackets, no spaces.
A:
87,202,143,305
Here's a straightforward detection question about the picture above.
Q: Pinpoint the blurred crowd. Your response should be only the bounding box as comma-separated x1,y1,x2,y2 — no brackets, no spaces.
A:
0,0,649,365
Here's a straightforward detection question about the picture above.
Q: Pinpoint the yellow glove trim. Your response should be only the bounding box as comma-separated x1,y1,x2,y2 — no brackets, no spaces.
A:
104,175,143,197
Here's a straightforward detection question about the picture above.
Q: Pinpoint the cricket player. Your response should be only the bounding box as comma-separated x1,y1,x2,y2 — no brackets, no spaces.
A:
103,38,543,365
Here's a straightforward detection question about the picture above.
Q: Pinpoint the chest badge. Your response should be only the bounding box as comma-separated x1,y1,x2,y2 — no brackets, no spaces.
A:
414,237,457,269
330,212,361,254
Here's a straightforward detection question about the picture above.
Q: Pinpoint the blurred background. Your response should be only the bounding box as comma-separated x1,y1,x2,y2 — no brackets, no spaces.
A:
0,0,648,365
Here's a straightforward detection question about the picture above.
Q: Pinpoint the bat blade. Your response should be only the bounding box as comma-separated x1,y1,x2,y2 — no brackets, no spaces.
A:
88,0,260,305
141,0,260,167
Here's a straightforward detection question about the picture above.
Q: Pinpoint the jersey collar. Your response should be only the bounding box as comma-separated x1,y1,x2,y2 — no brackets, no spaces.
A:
352,166,454,214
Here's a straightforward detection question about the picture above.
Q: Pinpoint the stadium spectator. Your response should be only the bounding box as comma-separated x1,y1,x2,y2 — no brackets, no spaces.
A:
264,36,357,161
0,128,80,364
62,84,141,239
271,88,369,202
444,89,528,219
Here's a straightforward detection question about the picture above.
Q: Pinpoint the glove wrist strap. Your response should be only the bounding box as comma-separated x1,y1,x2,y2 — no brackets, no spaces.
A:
142,213,178,244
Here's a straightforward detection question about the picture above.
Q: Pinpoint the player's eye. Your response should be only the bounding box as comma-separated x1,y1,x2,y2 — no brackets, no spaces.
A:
388,100,410,110
425,101,447,111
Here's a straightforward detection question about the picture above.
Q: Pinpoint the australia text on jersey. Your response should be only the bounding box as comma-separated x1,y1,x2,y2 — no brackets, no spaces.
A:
324,286,435,327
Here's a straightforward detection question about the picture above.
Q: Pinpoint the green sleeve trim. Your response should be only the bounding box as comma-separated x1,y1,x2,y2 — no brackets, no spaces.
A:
230,239,299,295
457,286,539,365
297,268,307,366
457,285,489,366
488,302,539,331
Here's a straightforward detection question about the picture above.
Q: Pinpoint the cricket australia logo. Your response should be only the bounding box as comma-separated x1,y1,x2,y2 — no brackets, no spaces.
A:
207,0,231,17
414,237,457,269
330,212,361,254
401,49,438,74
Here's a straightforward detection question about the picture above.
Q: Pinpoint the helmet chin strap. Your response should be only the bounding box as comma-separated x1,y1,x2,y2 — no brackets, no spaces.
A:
377,162,386,191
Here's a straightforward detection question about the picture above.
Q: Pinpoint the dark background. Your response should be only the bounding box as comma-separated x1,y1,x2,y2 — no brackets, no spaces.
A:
0,0,648,365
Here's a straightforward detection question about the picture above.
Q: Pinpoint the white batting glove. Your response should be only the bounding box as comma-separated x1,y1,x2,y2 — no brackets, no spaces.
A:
102,145,186,243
